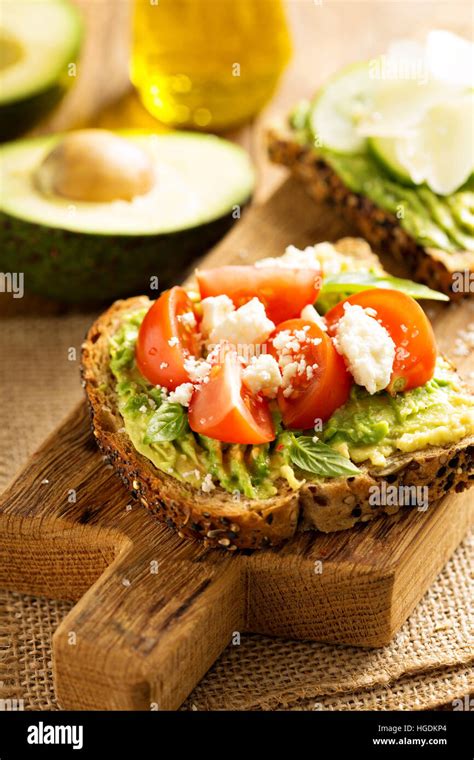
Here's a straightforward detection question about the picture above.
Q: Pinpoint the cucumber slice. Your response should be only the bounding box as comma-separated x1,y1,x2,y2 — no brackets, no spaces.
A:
309,62,374,154
368,136,415,185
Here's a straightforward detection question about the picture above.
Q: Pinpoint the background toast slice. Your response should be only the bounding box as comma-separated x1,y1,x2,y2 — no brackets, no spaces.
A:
82,278,474,550
267,126,474,300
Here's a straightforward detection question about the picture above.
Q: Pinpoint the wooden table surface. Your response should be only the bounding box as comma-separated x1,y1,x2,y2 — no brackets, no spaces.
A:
1,0,473,712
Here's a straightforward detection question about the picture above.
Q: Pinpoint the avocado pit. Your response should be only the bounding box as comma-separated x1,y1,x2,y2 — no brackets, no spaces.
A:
35,129,155,203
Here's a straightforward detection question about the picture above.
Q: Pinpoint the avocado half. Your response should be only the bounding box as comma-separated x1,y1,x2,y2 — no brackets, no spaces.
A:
0,0,83,141
0,131,255,302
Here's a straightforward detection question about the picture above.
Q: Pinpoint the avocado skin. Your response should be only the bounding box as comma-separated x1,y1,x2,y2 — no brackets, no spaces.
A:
0,1,83,142
0,209,245,302
0,83,67,142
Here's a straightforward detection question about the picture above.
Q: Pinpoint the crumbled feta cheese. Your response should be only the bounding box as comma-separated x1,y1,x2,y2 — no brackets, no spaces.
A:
300,304,327,331
177,311,197,328
183,355,212,383
168,336,179,347
311,241,380,278
242,354,282,398
281,361,300,397
209,297,275,348
270,325,322,398
160,361,169,369
272,329,292,352
139,404,148,413
200,295,235,338
168,382,194,406
333,303,395,394
201,473,216,493
255,244,321,270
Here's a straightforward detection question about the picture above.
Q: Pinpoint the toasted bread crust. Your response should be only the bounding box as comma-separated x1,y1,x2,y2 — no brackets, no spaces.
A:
82,288,474,550
267,127,474,299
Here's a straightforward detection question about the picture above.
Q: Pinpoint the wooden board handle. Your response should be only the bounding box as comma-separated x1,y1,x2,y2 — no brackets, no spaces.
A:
53,539,244,710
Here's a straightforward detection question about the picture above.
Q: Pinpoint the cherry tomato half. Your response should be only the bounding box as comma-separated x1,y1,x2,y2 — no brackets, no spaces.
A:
196,264,321,325
324,289,437,393
188,351,275,444
136,286,200,389
268,319,352,429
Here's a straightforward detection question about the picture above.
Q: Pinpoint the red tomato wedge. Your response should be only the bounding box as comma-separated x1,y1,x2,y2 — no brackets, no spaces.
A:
196,265,322,325
268,319,352,430
136,286,200,390
188,351,275,444
324,289,437,393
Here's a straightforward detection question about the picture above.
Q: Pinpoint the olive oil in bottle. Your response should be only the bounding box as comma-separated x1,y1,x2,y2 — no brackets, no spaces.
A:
131,0,291,131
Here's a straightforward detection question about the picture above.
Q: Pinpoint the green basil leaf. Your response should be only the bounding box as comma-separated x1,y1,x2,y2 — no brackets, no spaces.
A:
289,435,360,478
144,403,189,443
319,271,449,301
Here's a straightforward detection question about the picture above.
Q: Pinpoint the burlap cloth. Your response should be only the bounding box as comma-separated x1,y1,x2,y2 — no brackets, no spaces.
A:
0,297,473,710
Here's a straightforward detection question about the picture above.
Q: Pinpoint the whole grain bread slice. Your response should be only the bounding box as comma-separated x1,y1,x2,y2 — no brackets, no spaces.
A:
267,126,474,299
82,290,474,551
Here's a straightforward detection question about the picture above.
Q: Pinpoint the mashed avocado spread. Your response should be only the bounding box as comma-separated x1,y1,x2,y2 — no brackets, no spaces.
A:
110,310,474,497
324,151,474,254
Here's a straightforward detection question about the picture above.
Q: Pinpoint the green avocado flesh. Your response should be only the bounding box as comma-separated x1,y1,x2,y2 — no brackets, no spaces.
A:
291,106,474,255
0,0,83,141
0,132,254,301
109,309,474,498
109,310,293,500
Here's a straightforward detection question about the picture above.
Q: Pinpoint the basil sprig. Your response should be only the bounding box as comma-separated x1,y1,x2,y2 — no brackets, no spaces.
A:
289,435,360,478
319,271,449,302
144,403,189,443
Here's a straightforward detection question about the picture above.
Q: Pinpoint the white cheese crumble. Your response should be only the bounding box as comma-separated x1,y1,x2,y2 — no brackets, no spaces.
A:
208,297,275,348
200,295,235,339
333,303,395,394
242,354,282,398
270,327,321,398
255,244,321,270
300,304,327,331
201,473,216,493
168,382,194,406
177,311,197,329
183,355,212,383
168,336,179,347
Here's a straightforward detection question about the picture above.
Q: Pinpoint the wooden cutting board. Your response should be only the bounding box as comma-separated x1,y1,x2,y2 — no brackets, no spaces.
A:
0,178,473,711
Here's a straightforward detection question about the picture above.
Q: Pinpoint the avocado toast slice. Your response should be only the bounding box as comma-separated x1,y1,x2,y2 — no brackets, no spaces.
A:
267,35,474,299
82,238,474,550
268,126,474,299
